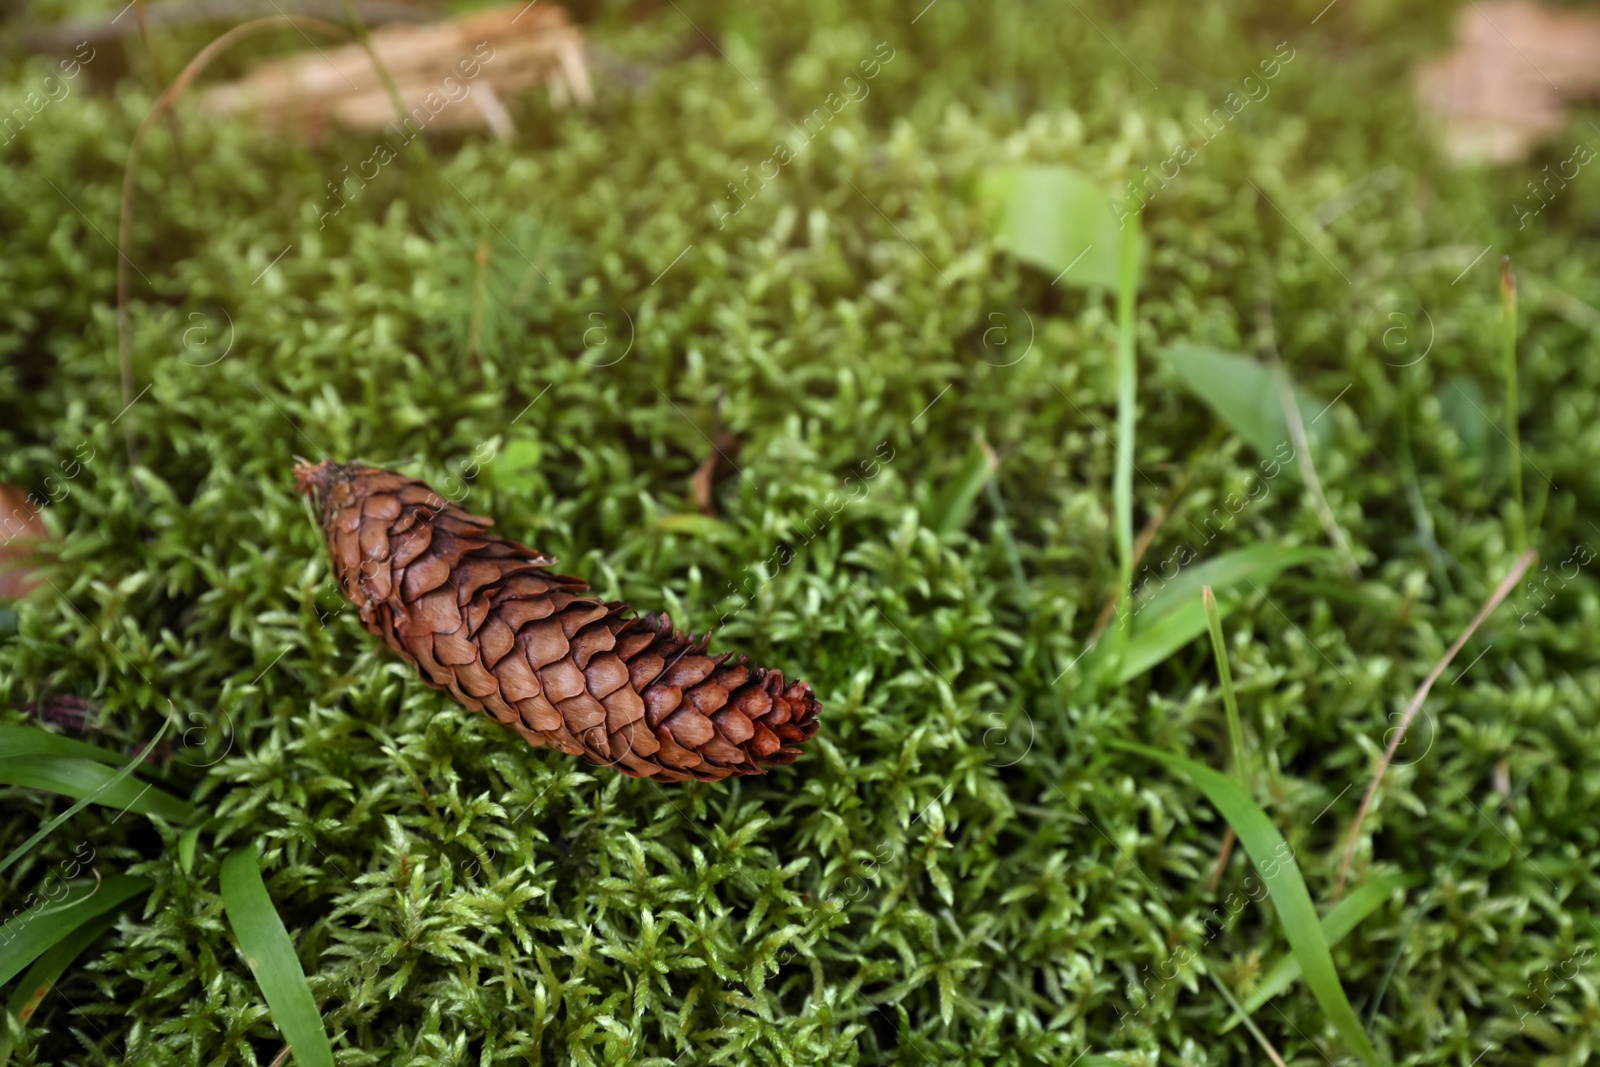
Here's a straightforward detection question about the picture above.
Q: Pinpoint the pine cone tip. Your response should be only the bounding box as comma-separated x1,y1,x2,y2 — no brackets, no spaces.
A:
293,458,343,501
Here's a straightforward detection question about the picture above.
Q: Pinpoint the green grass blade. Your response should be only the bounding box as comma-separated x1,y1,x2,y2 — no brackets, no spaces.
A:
1113,211,1141,607
1133,545,1333,624
220,847,333,1067
0,875,150,988
0,909,121,1067
1117,546,1332,683
0,728,130,766
1202,586,1250,788
927,438,997,536
975,164,1123,288
1223,871,1420,1030
1208,972,1287,1066
0,713,184,877
0,757,194,825
1113,600,1213,684
1108,741,1381,1066
1157,343,1327,465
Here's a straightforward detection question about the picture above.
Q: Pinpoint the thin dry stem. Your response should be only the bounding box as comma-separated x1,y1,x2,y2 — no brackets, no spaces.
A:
1206,827,1236,894
1333,548,1537,899
134,0,191,168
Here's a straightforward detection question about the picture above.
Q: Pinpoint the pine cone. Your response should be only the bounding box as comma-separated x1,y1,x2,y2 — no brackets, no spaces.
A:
294,460,821,782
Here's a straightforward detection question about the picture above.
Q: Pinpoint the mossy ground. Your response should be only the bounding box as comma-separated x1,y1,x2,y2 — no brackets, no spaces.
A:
3,0,1600,1063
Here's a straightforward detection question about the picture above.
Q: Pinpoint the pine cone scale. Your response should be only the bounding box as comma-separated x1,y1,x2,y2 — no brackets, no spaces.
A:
295,460,821,782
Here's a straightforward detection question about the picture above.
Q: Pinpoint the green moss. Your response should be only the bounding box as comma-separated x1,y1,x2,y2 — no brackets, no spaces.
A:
3,0,1600,1063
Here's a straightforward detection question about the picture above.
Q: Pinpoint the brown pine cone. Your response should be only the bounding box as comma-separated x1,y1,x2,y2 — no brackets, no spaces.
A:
294,460,821,782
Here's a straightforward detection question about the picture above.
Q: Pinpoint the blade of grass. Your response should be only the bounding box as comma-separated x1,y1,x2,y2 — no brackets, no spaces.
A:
1108,740,1380,1066
0,909,121,1067
974,164,1123,287
1114,209,1141,607
1115,546,1333,684
1397,384,1456,599
1259,297,1360,577
1203,585,1248,891
0,727,132,766
220,847,334,1067
1526,457,1551,546
1088,428,1220,648
1501,258,1525,552
0,757,193,824
0,708,181,877
1223,870,1420,1029
1208,971,1288,1067
1335,549,1536,898
1203,587,1251,788
1155,343,1327,463
1081,210,1142,693
0,875,150,987
1134,546,1334,623
984,477,1029,597
928,437,998,536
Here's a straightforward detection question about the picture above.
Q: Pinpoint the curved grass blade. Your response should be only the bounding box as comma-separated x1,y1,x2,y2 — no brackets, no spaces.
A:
0,875,150,987
0,908,121,1067
0,757,194,825
1135,545,1333,624
1223,870,1420,1031
1202,585,1249,889
1117,546,1332,684
927,437,997,536
1156,343,1327,464
1209,971,1287,1066
0,711,182,878
1107,740,1380,1066
220,847,333,1067
0,728,129,767
1202,587,1251,788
